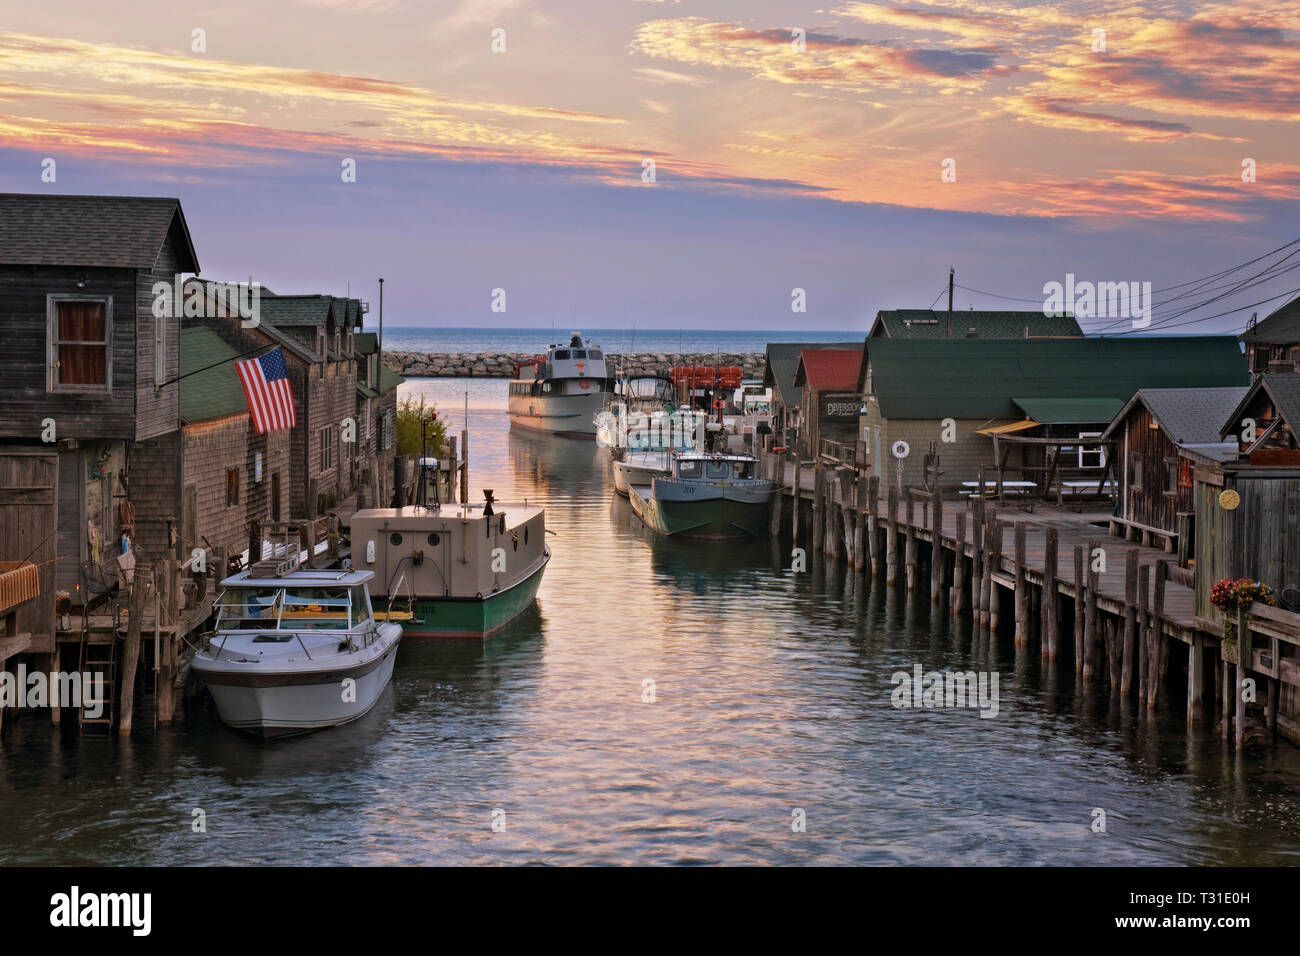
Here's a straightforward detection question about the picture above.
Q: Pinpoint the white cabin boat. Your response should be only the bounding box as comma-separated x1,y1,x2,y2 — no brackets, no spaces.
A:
508,333,613,438
191,567,402,738
611,450,674,496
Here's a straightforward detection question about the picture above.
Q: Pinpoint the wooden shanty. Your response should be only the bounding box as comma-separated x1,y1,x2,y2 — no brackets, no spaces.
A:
1239,295,1300,375
760,341,859,455
1218,372,1300,464
866,308,1083,340
1100,386,1246,562
792,349,862,460
854,335,1249,491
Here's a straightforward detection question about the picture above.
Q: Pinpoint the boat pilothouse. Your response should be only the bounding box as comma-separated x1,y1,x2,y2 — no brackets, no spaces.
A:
508,332,614,438
190,563,402,737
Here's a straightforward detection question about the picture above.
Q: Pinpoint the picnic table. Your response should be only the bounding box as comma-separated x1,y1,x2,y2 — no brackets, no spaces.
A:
959,480,1036,497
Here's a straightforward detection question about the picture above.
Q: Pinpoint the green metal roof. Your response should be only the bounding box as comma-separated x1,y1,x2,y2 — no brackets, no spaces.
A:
870,310,1083,339
356,381,379,400
377,362,404,395
354,332,378,355
865,336,1249,419
259,295,336,328
1012,396,1125,424
180,326,249,425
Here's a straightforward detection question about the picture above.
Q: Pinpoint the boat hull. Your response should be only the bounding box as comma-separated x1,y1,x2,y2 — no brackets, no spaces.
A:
196,637,400,738
509,391,606,438
611,455,672,497
376,550,547,639
629,481,773,538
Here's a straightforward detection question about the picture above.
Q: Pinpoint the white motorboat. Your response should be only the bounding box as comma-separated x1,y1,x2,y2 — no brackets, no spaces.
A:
191,566,402,737
508,332,614,438
611,450,674,496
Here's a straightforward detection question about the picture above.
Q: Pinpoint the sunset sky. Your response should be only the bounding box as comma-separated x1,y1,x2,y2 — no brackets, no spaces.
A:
0,0,1296,330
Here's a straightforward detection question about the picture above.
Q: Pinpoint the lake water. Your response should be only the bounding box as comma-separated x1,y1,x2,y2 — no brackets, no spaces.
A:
1,377,1299,865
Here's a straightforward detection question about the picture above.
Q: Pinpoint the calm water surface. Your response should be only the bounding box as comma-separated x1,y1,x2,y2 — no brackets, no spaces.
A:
2,378,1299,865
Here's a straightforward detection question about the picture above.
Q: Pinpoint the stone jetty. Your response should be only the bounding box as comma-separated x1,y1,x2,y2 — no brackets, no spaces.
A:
383,351,766,379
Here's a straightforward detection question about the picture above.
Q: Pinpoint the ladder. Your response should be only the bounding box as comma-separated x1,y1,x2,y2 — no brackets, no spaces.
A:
77,604,118,736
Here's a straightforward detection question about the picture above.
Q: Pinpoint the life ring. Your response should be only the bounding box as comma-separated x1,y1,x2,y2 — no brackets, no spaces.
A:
891,440,910,459
713,399,724,410
579,380,591,390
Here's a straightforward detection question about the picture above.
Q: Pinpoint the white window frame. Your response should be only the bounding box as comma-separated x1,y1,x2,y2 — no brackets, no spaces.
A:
1077,431,1105,469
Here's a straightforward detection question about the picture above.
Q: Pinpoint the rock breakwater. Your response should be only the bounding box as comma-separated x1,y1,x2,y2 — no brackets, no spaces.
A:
383,351,766,379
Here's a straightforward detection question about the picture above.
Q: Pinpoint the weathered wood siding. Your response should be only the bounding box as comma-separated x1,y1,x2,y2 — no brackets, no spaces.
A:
0,266,138,440
133,235,183,441
0,449,58,651
1196,472,1300,620
1119,406,1192,533
54,443,126,605
129,432,181,562
181,414,291,557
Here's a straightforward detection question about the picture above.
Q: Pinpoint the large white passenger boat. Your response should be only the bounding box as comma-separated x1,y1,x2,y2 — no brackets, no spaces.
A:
508,333,613,438
191,566,402,737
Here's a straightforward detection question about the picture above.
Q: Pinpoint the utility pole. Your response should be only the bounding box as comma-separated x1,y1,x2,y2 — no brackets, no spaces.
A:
946,265,956,340
378,277,384,356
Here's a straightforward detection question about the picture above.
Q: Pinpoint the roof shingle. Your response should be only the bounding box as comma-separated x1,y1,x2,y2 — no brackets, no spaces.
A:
0,193,199,271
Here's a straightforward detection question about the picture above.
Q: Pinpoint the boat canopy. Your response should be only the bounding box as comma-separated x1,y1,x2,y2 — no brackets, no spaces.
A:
215,582,376,631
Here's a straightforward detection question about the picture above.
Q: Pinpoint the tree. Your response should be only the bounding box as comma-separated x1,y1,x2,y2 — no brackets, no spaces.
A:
396,396,447,460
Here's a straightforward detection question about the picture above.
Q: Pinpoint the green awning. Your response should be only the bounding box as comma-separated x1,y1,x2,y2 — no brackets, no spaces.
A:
1011,396,1125,425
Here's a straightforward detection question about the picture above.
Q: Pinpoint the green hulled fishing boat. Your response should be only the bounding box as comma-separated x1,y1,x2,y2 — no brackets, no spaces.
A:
628,453,774,538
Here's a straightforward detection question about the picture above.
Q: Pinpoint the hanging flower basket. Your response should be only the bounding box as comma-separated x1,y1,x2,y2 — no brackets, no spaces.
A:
1210,578,1276,652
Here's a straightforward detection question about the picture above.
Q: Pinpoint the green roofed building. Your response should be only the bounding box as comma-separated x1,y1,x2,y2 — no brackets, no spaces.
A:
868,309,1084,340
855,335,1249,489
355,330,404,465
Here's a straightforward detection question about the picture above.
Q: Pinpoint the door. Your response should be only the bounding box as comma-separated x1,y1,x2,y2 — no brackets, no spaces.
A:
271,472,281,523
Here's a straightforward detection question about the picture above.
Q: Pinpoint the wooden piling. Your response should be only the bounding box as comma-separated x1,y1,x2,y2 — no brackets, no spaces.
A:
1149,560,1168,709
117,567,149,736
853,475,866,571
1221,651,1232,740
1013,522,1028,646
952,511,967,614
812,465,824,553
1082,539,1099,681
904,488,917,591
158,558,179,723
987,519,1003,633
791,460,802,545
867,475,880,578
930,491,944,604
885,486,899,585
1137,563,1150,705
978,513,993,630
1188,632,1204,725
1121,550,1137,696
1042,526,1059,660
1073,545,1085,674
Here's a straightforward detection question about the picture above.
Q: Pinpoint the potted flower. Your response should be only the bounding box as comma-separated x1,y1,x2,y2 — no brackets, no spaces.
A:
1210,577,1276,652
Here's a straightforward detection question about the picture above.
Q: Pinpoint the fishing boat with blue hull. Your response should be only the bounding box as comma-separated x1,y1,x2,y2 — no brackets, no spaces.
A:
350,495,549,639
191,566,402,738
628,453,775,538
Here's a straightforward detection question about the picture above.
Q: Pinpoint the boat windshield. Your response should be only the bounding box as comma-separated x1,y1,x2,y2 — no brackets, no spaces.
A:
215,588,282,629
215,585,371,630
732,461,755,478
706,460,730,480
678,460,703,478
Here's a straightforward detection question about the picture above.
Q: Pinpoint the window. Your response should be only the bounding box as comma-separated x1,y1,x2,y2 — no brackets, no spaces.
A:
1163,458,1178,495
48,297,112,392
678,460,702,478
154,311,166,386
226,468,240,507
320,425,335,471
383,408,395,450
572,349,587,359
589,350,602,360
1077,432,1105,469
1129,453,1142,488
554,349,571,360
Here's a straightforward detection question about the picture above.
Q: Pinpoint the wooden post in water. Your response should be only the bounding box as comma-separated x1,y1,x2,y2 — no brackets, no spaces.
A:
867,475,880,578
952,512,966,614
885,486,899,586
1221,649,1232,739
1234,608,1246,750
1042,526,1059,661
1188,632,1204,725
791,460,801,545
930,491,944,605
904,488,917,591
1149,560,1168,709
1073,545,1085,674
158,558,180,723
977,512,991,630
853,474,866,571
1013,521,1028,646
1083,539,1099,681
987,520,1003,633
118,565,149,736
1137,564,1150,705
812,465,824,554
970,501,983,622
1121,549,1137,696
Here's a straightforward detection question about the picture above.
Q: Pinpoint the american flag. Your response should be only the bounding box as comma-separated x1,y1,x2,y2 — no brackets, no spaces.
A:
235,347,296,433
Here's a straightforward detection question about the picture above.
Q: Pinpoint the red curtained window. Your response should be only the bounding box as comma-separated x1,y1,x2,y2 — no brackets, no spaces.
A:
54,300,109,387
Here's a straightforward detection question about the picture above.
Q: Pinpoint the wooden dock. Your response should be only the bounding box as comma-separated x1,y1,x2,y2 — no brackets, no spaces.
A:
762,452,1299,749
